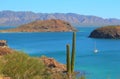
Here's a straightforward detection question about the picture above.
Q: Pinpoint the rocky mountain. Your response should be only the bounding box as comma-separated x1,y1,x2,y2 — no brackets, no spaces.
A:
89,26,120,39
0,19,77,32
0,10,120,26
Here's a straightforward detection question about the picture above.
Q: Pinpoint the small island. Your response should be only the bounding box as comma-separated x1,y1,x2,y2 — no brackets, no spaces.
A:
0,19,77,32
89,26,120,39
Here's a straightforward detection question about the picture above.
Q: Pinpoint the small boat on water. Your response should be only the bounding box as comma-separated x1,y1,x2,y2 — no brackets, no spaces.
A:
94,42,98,53
94,49,98,53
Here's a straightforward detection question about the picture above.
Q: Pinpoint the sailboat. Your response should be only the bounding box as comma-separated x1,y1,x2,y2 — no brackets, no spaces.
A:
94,42,98,53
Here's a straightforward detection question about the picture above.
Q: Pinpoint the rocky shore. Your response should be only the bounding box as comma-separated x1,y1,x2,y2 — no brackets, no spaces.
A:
0,40,67,79
0,40,66,72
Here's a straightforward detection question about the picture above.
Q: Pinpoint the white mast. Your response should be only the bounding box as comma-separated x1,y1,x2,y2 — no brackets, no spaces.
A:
94,41,98,53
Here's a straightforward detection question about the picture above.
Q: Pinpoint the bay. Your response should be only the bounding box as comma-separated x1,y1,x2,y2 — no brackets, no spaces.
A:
0,26,120,79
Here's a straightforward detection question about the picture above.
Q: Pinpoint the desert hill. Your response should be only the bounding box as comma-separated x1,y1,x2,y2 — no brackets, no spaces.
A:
0,19,77,32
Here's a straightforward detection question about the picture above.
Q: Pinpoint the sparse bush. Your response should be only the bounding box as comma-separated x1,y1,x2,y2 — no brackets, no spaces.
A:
0,50,82,79
0,51,45,79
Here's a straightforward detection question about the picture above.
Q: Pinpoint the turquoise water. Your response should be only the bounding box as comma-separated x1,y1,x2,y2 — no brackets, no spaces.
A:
0,26,120,79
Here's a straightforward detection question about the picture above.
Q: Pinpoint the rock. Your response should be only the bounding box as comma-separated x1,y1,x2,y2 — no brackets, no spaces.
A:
0,19,77,32
89,26,120,39
0,47,14,55
0,40,7,47
0,40,13,55
40,56,66,72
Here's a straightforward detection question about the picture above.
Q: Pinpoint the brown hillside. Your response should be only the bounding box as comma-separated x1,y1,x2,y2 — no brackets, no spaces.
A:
0,19,77,32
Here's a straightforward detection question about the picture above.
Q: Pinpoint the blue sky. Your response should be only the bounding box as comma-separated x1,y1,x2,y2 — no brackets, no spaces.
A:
0,0,120,19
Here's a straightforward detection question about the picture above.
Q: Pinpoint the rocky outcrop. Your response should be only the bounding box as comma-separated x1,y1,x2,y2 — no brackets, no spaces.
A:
40,56,66,72
0,40,7,47
0,47,14,55
0,40,13,55
89,26,120,39
0,19,77,32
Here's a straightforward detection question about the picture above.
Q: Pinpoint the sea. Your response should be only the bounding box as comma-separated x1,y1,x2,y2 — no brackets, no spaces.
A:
0,26,120,79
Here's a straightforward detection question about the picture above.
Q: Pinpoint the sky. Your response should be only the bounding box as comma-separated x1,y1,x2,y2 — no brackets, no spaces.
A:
0,0,120,19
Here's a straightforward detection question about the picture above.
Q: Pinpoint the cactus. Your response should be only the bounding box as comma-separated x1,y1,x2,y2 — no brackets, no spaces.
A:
71,32,76,73
66,44,71,74
66,32,76,77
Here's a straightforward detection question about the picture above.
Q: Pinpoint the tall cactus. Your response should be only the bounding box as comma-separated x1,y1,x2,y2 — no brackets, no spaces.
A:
66,44,71,74
66,32,76,76
71,32,76,73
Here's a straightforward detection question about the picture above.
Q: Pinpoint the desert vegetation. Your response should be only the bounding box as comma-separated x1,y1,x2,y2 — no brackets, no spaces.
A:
0,51,67,79
0,32,86,79
0,52,46,79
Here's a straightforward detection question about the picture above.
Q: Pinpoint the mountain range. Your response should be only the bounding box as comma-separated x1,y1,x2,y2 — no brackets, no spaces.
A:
0,10,120,26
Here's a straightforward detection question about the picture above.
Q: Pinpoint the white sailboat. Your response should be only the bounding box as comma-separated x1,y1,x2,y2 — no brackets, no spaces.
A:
94,42,98,53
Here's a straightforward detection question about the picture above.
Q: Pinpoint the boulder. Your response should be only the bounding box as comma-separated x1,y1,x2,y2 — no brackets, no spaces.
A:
40,56,66,72
0,40,14,55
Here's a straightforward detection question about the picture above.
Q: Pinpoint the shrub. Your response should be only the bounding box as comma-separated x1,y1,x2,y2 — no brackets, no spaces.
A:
0,51,45,79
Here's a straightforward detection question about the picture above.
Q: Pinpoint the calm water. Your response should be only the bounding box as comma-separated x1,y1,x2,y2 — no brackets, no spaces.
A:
0,26,120,79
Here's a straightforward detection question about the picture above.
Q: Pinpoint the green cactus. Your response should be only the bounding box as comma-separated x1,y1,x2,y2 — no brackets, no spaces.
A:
66,44,71,74
71,32,76,73
66,32,76,77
